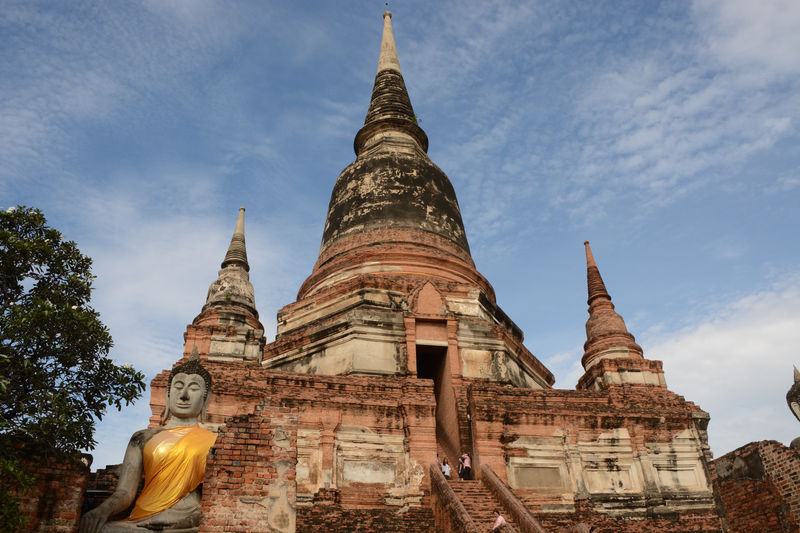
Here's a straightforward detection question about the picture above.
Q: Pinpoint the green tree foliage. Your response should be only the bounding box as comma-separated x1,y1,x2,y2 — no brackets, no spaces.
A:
0,206,146,528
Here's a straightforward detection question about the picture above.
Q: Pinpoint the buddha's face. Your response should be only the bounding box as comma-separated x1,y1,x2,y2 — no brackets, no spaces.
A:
168,372,207,418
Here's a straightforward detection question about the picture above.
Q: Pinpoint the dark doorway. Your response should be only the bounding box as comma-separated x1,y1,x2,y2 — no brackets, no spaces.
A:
416,344,460,459
417,345,446,394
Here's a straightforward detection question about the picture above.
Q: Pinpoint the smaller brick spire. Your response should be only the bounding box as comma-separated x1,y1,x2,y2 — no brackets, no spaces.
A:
585,241,610,304
581,241,642,370
183,208,265,364
203,207,257,318
221,206,249,272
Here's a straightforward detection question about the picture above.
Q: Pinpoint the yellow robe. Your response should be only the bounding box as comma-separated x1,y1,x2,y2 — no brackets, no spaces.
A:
127,425,217,521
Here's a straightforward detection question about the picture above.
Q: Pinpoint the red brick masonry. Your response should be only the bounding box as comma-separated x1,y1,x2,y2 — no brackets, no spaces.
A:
12,452,89,533
200,399,298,533
711,440,800,533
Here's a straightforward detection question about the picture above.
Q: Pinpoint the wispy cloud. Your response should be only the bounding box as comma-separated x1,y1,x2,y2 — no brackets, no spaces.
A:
766,174,800,193
564,0,799,220
543,344,586,389
0,2,314,194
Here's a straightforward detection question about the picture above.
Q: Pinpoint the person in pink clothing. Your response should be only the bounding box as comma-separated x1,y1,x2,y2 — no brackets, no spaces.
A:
459,452,472,480
491,509,507,530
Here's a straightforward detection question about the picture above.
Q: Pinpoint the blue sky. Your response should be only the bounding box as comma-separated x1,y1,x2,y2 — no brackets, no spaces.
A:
3,0,799,470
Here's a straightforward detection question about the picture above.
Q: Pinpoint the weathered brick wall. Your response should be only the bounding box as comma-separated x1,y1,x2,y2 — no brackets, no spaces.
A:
12,453,89,533
142,345,726,531
297,505,437,533
153,361,438,510
199,400,298,533
468,382,723,531
85,463,121,492
469,382,708,477
539,499,725,532
711,440,800,533
83,463,129,521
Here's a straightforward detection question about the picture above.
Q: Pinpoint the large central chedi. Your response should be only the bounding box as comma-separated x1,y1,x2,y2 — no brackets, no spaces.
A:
81,12,726,533
269,12,546,398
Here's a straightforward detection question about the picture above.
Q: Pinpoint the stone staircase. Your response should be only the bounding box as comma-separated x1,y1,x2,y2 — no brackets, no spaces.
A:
448,479,520,532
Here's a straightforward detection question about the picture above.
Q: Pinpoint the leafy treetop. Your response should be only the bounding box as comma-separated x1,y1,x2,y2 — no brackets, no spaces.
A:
0,206,145,455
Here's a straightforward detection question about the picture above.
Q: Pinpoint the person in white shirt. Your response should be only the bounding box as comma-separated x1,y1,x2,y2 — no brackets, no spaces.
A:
441,458,451,479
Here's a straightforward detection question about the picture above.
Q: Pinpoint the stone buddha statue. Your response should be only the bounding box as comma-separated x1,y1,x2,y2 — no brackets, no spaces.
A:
787,366,800,450
80,356,217,533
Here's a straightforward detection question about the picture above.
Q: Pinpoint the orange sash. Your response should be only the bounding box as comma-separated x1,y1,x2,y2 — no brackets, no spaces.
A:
127,425,217,521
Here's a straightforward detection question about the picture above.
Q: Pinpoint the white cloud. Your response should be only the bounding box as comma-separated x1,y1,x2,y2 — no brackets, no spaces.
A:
706,236,748,261
0,2,287,191
644,277,800,457
693,0,800,78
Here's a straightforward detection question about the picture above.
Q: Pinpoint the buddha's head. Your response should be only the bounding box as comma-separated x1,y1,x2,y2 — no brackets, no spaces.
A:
786,366,800,423
163,356,213,424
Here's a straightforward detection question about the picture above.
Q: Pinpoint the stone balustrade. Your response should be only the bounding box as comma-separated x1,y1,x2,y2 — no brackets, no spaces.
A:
480,463,548,533
430,462,480,533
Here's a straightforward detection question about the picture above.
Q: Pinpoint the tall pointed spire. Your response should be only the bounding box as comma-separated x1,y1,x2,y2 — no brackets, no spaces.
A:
354,11,428,156
377,11,401,74
585,241,610,304
581,242,642,370
303,10,474,299
203,207,257,317
222,207,249,272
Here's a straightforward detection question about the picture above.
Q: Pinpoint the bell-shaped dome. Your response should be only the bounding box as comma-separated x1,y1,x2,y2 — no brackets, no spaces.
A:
298,11,483,299
321,152,470,255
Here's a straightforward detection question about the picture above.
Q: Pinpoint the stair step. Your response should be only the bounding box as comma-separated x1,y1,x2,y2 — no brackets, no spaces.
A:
447,480,521,532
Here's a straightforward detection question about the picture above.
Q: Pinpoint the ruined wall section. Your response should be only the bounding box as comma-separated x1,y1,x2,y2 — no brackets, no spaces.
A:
468,383,722,530
185,306,265,363
200,400,297,533
297,506,436,533
711,440,800,532
577,357,667,390
271,373,436,509
151,360,439,513
12,452,89,533
539,498,725,533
